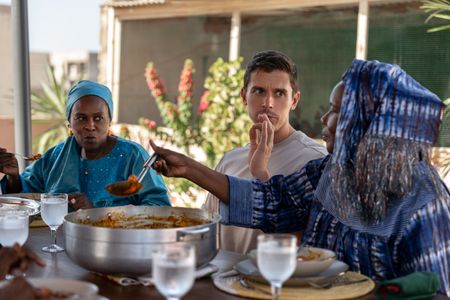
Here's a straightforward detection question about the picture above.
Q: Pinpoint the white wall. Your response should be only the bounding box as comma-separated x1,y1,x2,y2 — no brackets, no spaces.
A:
0,5,13,118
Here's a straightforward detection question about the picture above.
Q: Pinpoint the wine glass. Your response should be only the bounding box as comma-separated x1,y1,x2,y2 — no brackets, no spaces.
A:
152,243,196,300
257,234,297,300
0,210,29,246
40,193,68,253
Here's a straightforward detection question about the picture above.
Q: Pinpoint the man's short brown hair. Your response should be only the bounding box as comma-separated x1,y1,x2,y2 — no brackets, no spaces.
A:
243,50,299,94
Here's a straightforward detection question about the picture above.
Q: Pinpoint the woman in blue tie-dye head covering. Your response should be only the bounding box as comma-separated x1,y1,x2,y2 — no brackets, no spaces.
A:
147,60,450,295
0,80,170,209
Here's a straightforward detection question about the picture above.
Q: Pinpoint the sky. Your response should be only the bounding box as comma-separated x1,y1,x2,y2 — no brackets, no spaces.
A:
0,0,104,52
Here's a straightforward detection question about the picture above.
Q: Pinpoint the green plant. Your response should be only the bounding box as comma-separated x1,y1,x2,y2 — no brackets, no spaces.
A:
144,57,251,167
199,58,251,167
144,59,200,156
143,58,252,205
422,0,450,32
31,67,71,153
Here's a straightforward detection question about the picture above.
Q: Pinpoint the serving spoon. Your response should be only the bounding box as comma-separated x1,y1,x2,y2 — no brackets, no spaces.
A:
106,153,158,196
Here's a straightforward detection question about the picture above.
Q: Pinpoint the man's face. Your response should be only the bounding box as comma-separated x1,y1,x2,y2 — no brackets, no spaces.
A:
321,82,344,154
241,70,300,132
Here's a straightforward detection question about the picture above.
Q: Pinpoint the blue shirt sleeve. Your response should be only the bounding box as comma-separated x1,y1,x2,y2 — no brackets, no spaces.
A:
220,175,254,226
226,157,328,233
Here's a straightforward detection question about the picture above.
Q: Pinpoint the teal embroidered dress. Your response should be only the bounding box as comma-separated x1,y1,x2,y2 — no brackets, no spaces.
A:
3,136,169,207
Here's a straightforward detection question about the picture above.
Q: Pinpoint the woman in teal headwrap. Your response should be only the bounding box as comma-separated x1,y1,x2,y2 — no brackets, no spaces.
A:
0,80,170,209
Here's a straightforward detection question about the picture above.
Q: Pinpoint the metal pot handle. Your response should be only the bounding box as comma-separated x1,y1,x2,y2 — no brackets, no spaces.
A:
177,227,210,242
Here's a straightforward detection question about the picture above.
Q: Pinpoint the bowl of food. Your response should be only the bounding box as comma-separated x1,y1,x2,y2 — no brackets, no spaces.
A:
29,278,98,300
0,278,99,300
248,246,336,277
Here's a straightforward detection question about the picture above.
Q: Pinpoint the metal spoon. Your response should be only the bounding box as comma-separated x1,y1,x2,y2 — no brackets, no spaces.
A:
13,152,41,161
307,277,369,289
106,153,158,196
239,279,272,295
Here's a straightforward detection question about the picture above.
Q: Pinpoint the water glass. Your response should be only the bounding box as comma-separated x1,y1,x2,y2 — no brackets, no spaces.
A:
0,210,29,247
152,243,196,300
257,234,297,300
40,193,68,253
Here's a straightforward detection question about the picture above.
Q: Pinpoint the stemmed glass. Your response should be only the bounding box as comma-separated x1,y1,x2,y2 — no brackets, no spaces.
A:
0,210,29,246
152,243,196,300
257,234,297,300
40,193,68,253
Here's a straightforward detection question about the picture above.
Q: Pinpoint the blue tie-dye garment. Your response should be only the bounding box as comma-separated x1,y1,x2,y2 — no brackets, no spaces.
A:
222,156,450,295
220,60,450,295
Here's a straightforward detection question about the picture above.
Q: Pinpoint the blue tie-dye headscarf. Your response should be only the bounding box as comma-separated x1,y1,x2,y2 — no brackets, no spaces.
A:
66,80,113,120
316,60,446,232
334,60,443,166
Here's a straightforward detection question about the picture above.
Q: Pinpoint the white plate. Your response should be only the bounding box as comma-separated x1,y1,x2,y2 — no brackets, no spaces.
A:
28,278,100,300
234,259,349,287
0,196,40,216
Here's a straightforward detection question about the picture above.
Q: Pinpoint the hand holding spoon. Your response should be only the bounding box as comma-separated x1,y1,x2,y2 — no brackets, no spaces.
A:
106,153,158,196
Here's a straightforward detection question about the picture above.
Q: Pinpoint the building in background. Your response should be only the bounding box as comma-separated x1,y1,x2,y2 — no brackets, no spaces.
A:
98,0,449,187
0,4,98,151
50,51,99,86
99,0,450,145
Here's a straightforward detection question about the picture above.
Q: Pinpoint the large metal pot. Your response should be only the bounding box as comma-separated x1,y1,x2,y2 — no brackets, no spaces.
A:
64,205,220,276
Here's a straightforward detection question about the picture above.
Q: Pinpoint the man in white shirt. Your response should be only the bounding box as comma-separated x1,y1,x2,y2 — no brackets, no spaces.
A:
203,50,327,254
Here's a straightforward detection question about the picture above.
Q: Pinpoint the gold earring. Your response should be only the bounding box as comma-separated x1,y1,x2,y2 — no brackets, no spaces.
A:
108,129,112,136
67,124,73,136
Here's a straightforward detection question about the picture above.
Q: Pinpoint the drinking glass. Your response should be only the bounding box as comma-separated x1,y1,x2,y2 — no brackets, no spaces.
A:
0,210,29,246
257,234,297,300
152,243,196,300
40,193,68,253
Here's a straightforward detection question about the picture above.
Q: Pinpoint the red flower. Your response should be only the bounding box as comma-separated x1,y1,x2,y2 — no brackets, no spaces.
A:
145,64,166,97
143,118,157,129
198,91,209,114
177,60,194,104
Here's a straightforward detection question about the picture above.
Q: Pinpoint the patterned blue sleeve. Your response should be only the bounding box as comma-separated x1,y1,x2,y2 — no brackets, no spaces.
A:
221,175,255,226
397,184,450,296
227,157,329,233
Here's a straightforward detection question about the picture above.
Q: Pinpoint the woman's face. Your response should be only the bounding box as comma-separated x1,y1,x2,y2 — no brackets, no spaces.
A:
69,95,111,153
321,82,344,154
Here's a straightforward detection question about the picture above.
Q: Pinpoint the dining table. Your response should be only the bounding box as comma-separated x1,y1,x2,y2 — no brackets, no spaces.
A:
24,227,449,300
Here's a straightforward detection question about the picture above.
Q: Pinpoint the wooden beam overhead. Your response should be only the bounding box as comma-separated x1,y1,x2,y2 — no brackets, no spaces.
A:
114,0,417,20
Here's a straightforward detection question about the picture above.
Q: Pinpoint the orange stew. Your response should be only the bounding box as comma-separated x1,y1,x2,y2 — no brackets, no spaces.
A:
34,287,74,299
79,212,207,229
106,175,142,196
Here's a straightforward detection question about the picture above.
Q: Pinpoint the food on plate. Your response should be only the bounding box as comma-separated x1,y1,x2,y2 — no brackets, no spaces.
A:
28,153,42,161
78,212,207,229
297,247,334,261
34,287,75,299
